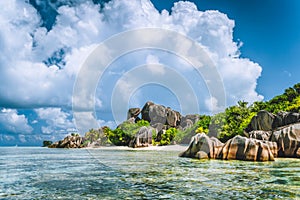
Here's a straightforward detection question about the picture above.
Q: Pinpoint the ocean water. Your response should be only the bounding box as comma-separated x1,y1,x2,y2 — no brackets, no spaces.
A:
0,147,299,200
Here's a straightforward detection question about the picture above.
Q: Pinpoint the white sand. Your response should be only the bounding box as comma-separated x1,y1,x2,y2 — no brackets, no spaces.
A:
86,144,188,152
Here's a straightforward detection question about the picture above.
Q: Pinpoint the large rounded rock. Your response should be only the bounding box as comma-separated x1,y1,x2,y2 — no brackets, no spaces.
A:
141,101,185,127
149,104,167,125
270,123,300,157
151,123,166,134
246,110,300,133
129,126,155,148
141,101,155,122
281,112,300,126
179,119,193,130
273,111,300,129
141,101,167,125
127,108,141,120
179,133,223,159
166,107,181,127
246,110,275,132
217,136,277,161
274,111,300,129
272,112,285,129
184,114,200,124
180,114,199,130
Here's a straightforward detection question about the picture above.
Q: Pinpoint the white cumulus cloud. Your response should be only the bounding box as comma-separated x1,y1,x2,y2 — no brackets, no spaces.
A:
0,0,264,139
35,108,76,134
0,109,33,134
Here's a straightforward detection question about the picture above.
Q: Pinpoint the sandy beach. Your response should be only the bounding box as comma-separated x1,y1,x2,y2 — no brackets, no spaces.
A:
86,144,188,152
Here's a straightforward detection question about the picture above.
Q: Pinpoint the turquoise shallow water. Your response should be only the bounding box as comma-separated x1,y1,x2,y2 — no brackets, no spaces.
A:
0,147,299,199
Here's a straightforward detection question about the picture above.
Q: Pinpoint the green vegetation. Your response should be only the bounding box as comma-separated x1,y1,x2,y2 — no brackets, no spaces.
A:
175,82,300,143
42,140,53,147
173,115,211,144
209,101,256,142
196,115,211,134
153,128,178,146
136,119,150,126
84,83,300,146
71,133,80,137
105,120,150,146
81,128,110,147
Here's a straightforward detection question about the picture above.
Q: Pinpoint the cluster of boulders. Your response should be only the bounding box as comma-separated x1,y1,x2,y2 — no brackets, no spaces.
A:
180,110,300,161
128,101,199,130
49,101,201,149
48,134,83,148
179,133,278,161
245,110,300,132
129,126,155,148
48,101,300,161
126,101,200,147
48,127,110,148
247,132,298,157
247,110,300,158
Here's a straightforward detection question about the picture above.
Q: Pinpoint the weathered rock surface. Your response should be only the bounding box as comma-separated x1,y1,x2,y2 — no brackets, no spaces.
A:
297,148,300,158
218,135,277,161
149,104,167,125
270,123,300,157
166,107,181,127
249,121,300,158
179,133,223,159
246,110,275,132
180,134,277,161
274,111,300,128
141,101,181,127
49,135,83,148
141,101,155,122
141,102,167,125
180,114,199,130
151,123,166,142
129,126,155,148
127,108,141,120
151,123,165,134
246,110,300,133
179,119,193,130
249,130,272,141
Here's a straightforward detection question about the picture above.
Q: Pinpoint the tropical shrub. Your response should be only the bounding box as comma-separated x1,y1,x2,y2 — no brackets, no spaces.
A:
159,128,178,145
105,120,151,146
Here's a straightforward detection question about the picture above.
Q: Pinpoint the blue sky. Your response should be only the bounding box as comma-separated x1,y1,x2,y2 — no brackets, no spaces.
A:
152,0,300,99
0,0,299,145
